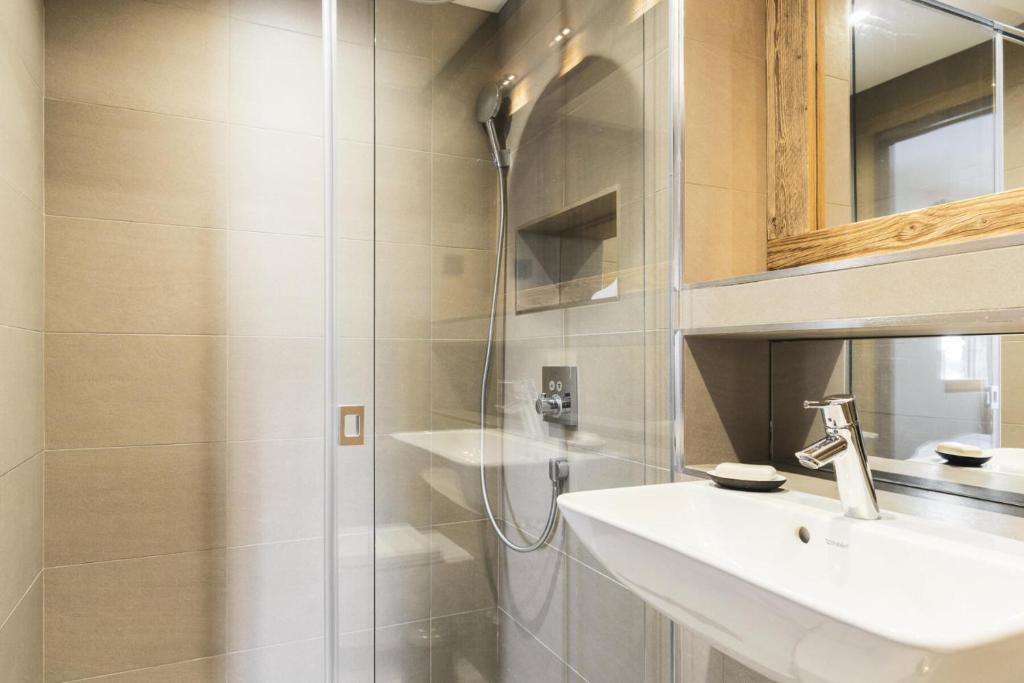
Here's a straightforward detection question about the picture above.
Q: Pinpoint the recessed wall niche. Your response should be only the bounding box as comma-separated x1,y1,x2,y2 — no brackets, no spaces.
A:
515,188,619,313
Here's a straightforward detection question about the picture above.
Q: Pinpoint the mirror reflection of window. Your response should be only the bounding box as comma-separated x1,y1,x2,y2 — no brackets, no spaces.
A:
850,336,1001,461
850,0,998,220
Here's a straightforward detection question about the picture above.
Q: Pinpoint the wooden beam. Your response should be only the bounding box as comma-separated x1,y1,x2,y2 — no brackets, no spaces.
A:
766,188,1024,270
766,0,817,240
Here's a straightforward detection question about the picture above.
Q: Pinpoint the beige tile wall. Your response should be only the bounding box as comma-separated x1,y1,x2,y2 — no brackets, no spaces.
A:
43,0,327,679
0,0,45,680
363,1,504,678
683,0,767,283
494,0,675,681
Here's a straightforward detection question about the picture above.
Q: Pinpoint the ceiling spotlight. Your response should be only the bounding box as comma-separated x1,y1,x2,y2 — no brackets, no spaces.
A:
550,27,572,47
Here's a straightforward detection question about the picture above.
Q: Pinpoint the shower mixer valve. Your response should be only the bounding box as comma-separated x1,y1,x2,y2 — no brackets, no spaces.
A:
535,366,578,426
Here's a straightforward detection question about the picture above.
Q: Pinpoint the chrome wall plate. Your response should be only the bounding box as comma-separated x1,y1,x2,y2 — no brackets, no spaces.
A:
535,366,578,426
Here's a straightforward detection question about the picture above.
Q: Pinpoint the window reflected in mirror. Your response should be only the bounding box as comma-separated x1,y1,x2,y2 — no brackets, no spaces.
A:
820,0,1024,227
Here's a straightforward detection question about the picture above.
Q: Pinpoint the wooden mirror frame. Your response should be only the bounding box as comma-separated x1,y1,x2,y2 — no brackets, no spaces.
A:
764,0,1024,271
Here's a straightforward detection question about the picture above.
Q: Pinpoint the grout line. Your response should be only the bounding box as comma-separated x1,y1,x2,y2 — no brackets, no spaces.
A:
498,606,590,682
45,95,325,138
45,212,327,239
378,605,496,632
0,321,43,335
0,570,42,636
57,634,326,682
0,448,43,485
45,536,324,572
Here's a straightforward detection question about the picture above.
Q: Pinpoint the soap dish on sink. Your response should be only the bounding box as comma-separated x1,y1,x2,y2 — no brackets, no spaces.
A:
707,463,786,492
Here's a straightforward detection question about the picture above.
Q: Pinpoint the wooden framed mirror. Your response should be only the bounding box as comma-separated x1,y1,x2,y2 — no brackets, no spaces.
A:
680,0,1024,283
766,0,1024,270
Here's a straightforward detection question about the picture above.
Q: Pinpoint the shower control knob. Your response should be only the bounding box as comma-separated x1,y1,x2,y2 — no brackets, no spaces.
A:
535,393,564,418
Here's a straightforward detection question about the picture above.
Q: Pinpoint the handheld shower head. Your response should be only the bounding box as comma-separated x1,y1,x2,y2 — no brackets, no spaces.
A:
476,83,509,168
476,83,505,123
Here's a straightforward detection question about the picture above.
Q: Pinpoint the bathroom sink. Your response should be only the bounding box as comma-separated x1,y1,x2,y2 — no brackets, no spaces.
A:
558,481,1024,683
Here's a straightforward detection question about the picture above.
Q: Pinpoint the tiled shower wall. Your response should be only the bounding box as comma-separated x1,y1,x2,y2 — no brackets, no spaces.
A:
0,0,45,680
359,0,507,678
494,0,674,681
43,0,327,679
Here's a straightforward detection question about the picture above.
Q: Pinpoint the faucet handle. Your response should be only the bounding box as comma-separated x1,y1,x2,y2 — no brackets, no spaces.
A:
804,394,859,429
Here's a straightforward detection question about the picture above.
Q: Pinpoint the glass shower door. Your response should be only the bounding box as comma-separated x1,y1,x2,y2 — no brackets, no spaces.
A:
332,0,675,681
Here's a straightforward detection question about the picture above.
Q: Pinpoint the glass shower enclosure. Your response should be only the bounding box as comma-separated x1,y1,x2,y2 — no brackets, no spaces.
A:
333,0,675,680
33,0,674,680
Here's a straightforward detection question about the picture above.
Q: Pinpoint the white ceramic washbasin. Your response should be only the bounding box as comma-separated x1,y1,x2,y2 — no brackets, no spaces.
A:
558,481,1024,683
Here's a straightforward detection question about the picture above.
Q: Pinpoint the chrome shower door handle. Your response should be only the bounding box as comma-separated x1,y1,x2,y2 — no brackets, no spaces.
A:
339,405,365,446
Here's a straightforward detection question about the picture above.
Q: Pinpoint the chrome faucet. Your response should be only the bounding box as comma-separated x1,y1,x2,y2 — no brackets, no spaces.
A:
796,395,880,520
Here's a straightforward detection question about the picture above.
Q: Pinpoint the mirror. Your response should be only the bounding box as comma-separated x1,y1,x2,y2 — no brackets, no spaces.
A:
820,0,1024,227
772,335,1024,506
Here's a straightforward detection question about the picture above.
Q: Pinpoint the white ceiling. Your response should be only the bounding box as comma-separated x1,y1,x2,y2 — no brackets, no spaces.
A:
454,0,508,12
854,0,1024,91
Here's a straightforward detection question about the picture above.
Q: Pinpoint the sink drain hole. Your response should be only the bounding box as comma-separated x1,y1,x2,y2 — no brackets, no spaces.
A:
797,527,811,544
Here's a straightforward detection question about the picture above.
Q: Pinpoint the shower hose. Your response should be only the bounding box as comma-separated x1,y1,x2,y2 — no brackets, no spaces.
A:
478,164,565,553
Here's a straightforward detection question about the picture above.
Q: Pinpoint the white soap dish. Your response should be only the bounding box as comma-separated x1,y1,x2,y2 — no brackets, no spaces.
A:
936,442,991,467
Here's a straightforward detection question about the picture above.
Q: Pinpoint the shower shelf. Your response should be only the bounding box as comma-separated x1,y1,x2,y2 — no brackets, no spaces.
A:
514,188,619,314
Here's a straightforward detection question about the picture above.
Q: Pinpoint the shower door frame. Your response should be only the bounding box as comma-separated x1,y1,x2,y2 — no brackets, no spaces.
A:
322,0,340,680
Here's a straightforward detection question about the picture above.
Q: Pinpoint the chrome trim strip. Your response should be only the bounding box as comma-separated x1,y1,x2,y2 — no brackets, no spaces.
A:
996,33,1006,194
668,0,684,678
912,0,1024,39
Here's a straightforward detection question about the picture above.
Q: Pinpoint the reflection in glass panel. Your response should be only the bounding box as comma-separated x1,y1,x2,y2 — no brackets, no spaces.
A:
1005,37,1024,190
850,336,1002,461
850,0,996,219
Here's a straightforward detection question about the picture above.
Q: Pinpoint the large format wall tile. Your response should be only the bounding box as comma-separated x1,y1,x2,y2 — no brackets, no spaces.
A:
227,231,324,337
45,0,230,120
229,0,322,36
0,326,43,475
78,656,226,682
225,539,324,651
375,146,431,245
375,243,431,339
0,181,43,331
229,19,322,135
0,454,42,624
228,125,323,235
430,609,499,683
0,34,43,209
0,0,44,89
336,140,374,239
431,155,496,250
375,621,430,683
45,334,227,449
335,42,374,145
374,340,431,434
45,551,227,681
430,520,497,617
225,438,322,546
226,336,323,441
431,248,493,341
375,50,432,152
337,239,374,338
45,444,226,566
46,217,228,335
45,99,229,228
0,576,43,683
565,557,645,683
498,609,578,683
226,637,325,682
